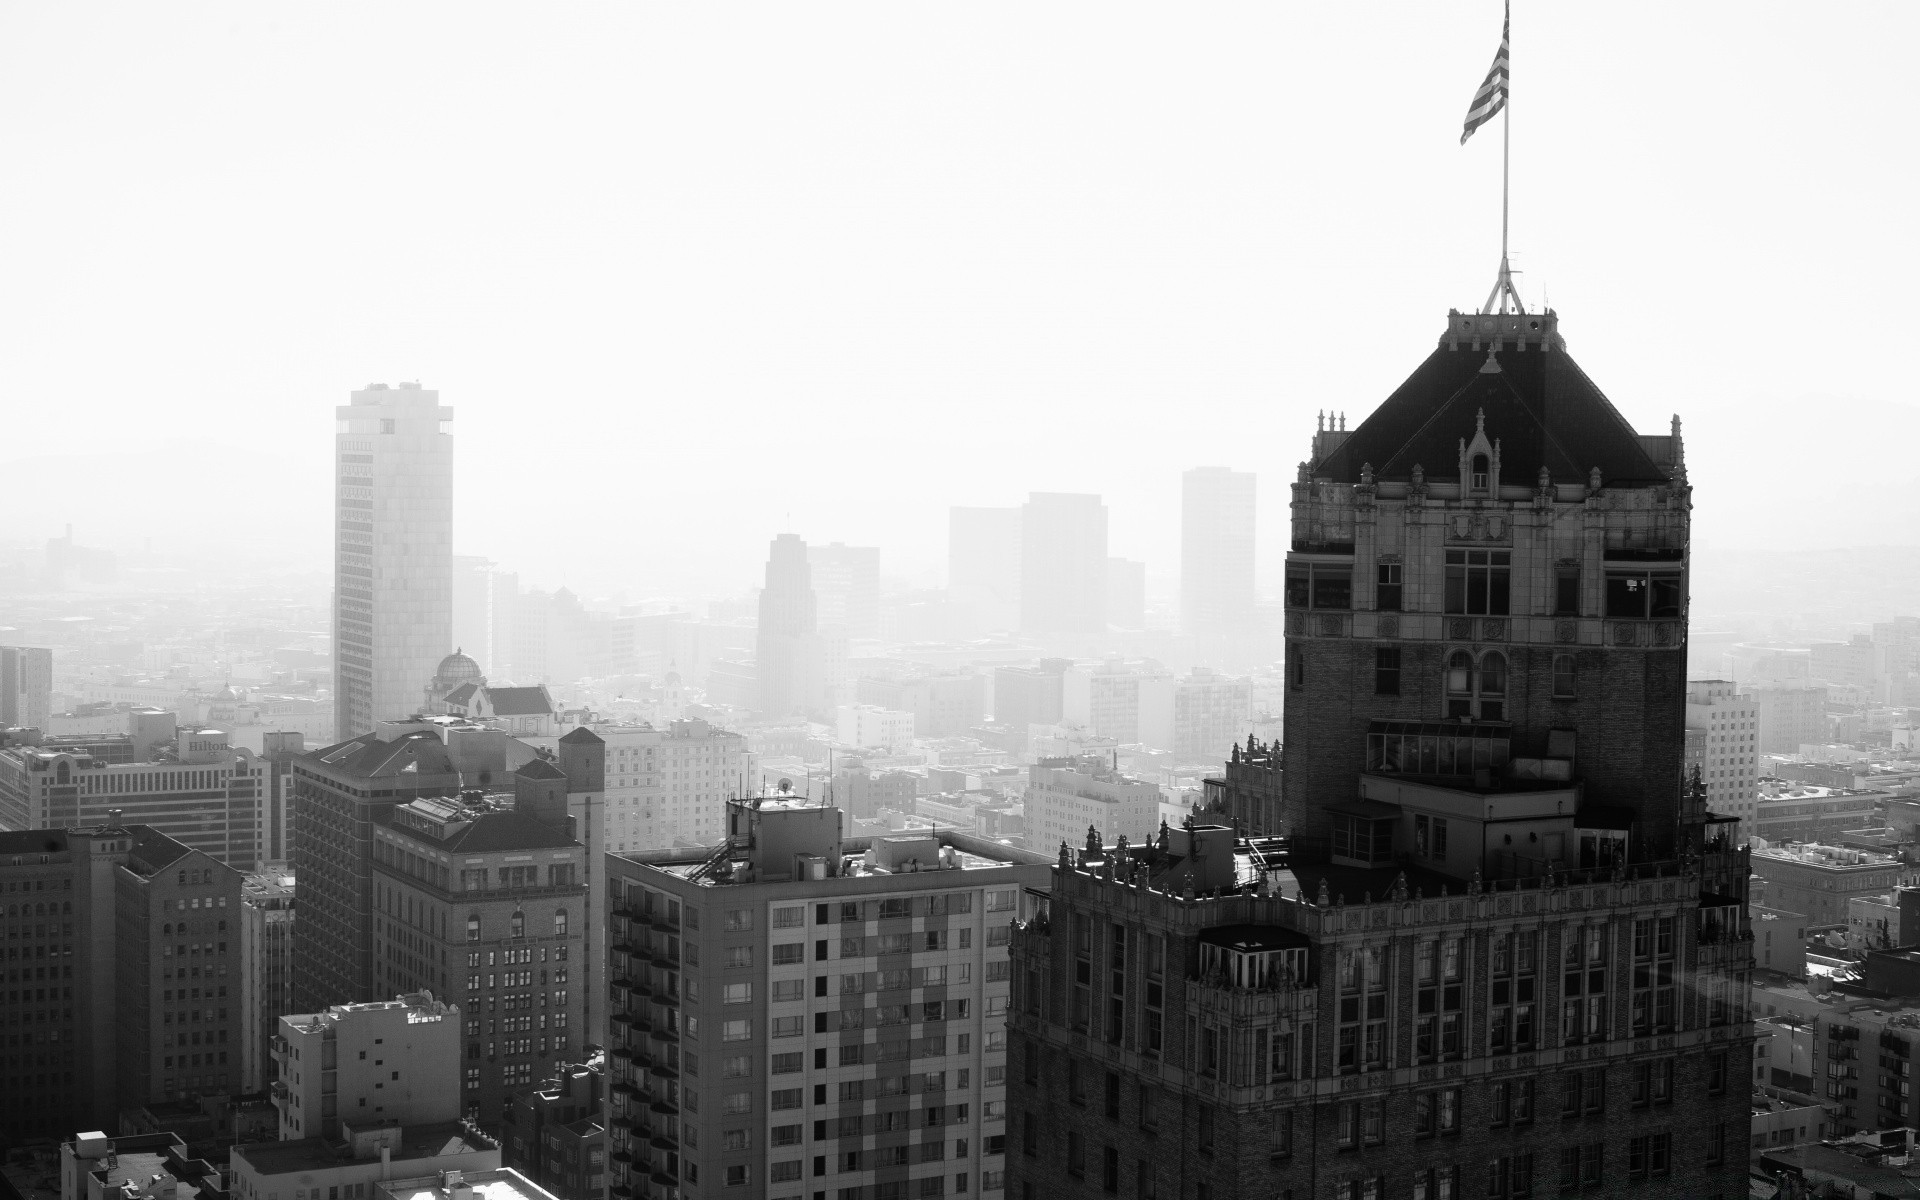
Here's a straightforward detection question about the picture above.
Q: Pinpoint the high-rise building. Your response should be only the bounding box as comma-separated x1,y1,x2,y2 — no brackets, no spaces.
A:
0,644,53,731
1020,493,1107,636
1687,679,1759,840
0,718,270,868
757,534,826,720
857,670,986,738
453,555,498,675
1104,558,1146,630
1181,466,1256,639
603,798,1048,1200
1007,308,1755,1200
239,870,297,1093
292,720,538,1011
335,383,454,741
949,507,1023,635
0,821,244,1137
991,661,1069,742
1745,680,1830,755
369,755,593,1128
270,990,462,1139
1170,666,1253,762
809,543,882,641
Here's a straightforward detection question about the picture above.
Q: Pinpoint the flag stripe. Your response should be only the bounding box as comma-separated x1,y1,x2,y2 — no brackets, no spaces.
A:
1460,7,1510,145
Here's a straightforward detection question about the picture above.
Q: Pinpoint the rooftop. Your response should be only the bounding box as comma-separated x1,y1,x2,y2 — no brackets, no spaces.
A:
377,1167,560,1200
235,1123,493,1177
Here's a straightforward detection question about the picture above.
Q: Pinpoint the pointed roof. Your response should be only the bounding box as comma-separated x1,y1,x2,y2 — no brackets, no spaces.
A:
558,727,604,745
485,686,553,717
309,729,459,779
515,757,568,781
1315,312,1669,488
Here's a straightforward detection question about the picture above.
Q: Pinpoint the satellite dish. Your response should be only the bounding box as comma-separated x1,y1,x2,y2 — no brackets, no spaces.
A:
777,777,794,795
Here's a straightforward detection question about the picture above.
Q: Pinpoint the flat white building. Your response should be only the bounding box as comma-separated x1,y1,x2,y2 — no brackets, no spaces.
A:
271,990,461,1140
837,704,917,754
335,383,453,740
605,799,1050,1200
1180,466,1256,639
1022,755,1164,852
595,717,757,852
1688,679,1760,840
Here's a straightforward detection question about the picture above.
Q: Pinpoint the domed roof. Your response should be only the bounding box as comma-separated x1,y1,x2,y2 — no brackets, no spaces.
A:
435,649,483,684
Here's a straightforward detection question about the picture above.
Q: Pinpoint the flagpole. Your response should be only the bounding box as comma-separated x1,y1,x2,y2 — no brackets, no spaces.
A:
1501,32,1510,312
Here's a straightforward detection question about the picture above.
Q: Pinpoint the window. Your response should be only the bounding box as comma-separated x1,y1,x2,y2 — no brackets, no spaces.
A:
1605,570,1681,619
773,978,803,1002
723,983,752,1004
772,1052,803,1074
1707,1049,1727,1095
724,1091,751,1115
1374,647,1401,696
1066,1132,1085,1179
553,909,568,936
466,914,480,941
1705,1122,1725,1166
1289,652,1304,690
724,1055,752,1078
773,906,803,928
509,909,524,938
1411,1167,1458,1200
773,943,804,965
772,1016,803,1038
1376,563,1403,611
1470,453,1490,492
771,1088,803,1110
1552,654,1575,698
1414,815,1450,862
725,946,754,969
1287,562,1353,610
723,1164,748,1188
1197,1104,1215,1152
1486,1154,1533,1199
722,1129,750,1151
1554,567,1580,616
725,909,753,932
1557,1143,1603,1192
722,1020,751,1042
1101,1146,1119,1193
1444,549,1510,615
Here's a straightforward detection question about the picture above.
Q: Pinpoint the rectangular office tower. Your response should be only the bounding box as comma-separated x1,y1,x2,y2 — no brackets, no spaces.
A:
336,383,454,741
604,799,1050,1200
1020,493,1107,636
1180,467,1256,639
1006,310,1754,1200
0,644,53,731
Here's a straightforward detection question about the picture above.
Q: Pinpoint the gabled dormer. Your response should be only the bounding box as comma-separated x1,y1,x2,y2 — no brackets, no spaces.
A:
1457,405,1501,498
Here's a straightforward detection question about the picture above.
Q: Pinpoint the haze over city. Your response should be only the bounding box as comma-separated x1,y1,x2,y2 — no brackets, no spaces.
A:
4,6,1920,1199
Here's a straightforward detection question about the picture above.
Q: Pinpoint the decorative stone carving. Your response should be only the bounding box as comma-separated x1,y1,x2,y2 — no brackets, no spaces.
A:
1449,618,1474,640
1319,614,1346,637
1377,616,1400,639
1612,622,1638,646
1555,621,1578,644
1480,618,1507,642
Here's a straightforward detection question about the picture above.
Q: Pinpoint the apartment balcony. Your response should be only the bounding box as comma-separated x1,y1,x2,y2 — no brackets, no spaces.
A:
1187,978,1319,1027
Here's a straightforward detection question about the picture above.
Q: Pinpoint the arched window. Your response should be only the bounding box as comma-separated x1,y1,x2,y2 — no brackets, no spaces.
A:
555,909,568,937
511,909,525,939
1477,652,1507,720
1445,651,1475,718
1552,654,1576,698
466,914,481,942
1471,454,1490,492
163,923,173,936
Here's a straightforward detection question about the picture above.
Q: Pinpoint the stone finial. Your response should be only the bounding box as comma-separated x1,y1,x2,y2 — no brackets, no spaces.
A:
1317,409,1325,432
1317,876,1331,906
1538,465,1551,490
1361,461,1375,486
1058,840,1072,869
1157,818,1170,852
1480,351,1501,375
1391,872,1409,903
1411,463,1425,486
1589,466,1602,490
1476,407,1487,434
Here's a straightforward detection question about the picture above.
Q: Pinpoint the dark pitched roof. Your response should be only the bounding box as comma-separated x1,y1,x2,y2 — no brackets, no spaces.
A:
486,686,553,717
558,727,604,745
516,758,567,781
441,682,480,706
308,729,460,779
392,809,579,854
126,825,195,872
1315,319,1669,488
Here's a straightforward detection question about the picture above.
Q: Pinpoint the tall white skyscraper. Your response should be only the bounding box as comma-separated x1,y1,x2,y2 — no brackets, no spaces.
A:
1181,465,1256,638
756,533,823,719
949,506,1022,634
1020,492,1107,635
333,383,453,740
0,646,52,732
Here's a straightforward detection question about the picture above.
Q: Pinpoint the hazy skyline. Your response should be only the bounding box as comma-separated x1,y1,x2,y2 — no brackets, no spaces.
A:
2,3,1914,599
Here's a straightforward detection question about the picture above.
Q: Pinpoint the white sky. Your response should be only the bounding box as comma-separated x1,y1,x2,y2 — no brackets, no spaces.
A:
1,3,1914,599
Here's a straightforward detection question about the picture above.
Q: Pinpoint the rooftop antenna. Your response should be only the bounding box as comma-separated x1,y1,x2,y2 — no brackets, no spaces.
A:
1462,1,1523,316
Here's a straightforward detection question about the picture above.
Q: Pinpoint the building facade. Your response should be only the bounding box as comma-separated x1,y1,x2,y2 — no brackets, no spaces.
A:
1746,681,1831,755
335,382,454,740
1022,757,1164,853
0,644,54,732
949,506,1023,637
1201,735,1284,836
1751,842,1919,927
809,543,882,642
603,799,1049,1200
502,1061,606,1200
0,720,270,868
0,822,244,1137
599,717,756,852
239,870,297,1092
368,760,592,1129
271,990,462,1140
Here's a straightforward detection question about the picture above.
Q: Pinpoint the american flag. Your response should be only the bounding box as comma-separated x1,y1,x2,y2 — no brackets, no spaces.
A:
1460,2,1510,145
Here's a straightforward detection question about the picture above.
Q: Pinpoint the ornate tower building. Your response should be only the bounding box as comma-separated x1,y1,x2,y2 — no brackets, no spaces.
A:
1006,309,1752,1200
1283,310,1692,862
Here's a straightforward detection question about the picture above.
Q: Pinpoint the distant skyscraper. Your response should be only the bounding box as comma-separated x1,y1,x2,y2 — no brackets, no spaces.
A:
451,554,496,673
1181,465,1256,638
756,533,824,718
949,506,1022,634
1106,556,1146,629
808,541,881,640
0,644,53,731
1020,492,1108,635
334,383,453,740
